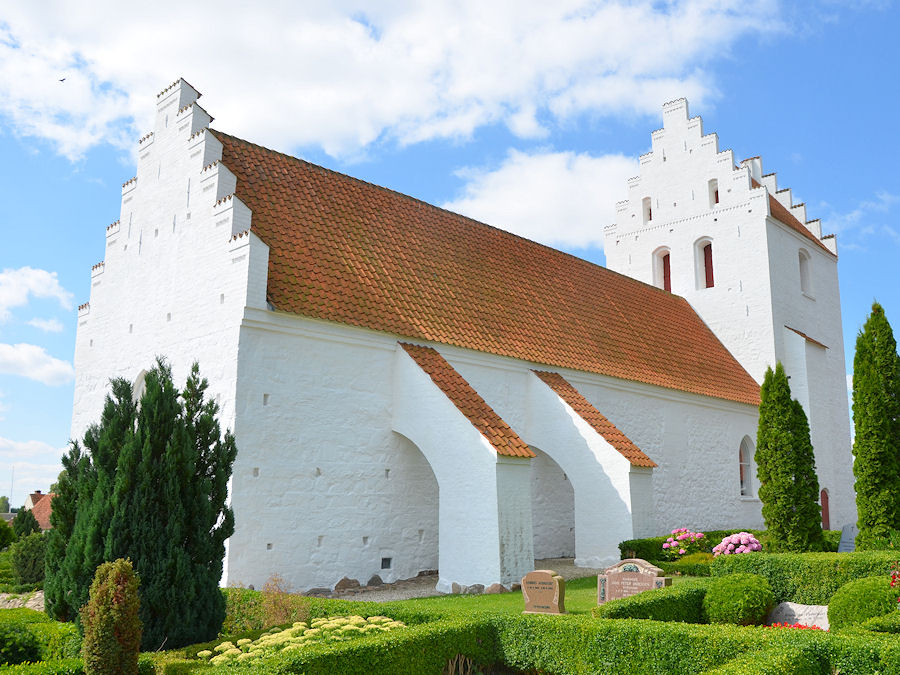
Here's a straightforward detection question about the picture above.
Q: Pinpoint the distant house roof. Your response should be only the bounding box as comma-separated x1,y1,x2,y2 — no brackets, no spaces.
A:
400,342,535,458
30,494,54,531
214,131,760,407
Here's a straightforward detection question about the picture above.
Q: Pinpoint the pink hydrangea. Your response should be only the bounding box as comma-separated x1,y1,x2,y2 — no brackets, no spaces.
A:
713,531,762,557
661,527,705,558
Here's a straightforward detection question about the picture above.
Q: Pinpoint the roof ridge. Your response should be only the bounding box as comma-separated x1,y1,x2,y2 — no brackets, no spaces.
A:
209,129,648,278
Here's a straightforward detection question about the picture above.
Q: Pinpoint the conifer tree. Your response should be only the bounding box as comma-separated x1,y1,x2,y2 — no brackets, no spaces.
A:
43,360,236,649
12,509,39,538
852,301,900,548
755,362,825,552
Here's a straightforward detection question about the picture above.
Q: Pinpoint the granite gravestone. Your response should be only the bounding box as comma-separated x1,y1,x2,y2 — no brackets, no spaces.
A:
597,558,671,604
838,523,858,553
521,569,565,614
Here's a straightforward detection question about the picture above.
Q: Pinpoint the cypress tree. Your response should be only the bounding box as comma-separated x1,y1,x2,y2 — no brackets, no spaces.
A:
852,301,900,549
755,362,824,552
44,360,236,649
11,509,39,538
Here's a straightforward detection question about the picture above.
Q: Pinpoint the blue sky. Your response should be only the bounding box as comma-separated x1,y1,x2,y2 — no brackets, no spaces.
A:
0,1,897,507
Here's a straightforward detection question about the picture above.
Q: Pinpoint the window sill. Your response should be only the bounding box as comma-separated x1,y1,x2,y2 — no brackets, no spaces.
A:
739,496,760,502
802,291,816,301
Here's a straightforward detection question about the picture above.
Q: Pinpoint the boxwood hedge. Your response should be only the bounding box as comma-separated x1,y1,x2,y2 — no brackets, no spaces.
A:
592,578,711,622
710,551,897,604
619,530,841,562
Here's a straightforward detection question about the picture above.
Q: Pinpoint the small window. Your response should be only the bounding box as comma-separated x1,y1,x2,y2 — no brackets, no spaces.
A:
799,249,812,296
739,436,754,497
708,179,719,207
652,247,671,292
695,238,714,289
642,197,652,224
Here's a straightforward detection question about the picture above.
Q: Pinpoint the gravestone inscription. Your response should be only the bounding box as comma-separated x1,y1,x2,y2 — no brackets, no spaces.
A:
597,558,671,604
838,523,858,553
521,569,565,614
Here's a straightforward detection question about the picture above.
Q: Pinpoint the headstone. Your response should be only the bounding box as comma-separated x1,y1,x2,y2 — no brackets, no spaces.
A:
838,523,858,553
597,558,671,604
766,601,829,630
521,569,566,614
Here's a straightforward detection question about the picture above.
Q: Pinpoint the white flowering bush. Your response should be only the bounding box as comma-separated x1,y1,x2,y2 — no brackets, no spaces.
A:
712,531,762,556
200,615,406,666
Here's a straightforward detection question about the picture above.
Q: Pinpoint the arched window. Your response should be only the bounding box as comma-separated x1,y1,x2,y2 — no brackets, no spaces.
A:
642,197,652,224
739,436,754,497
708,179,719,207
820,488,830,530
653,247,671,292
799,249,812,296
132,370,148,404
694,238,714,289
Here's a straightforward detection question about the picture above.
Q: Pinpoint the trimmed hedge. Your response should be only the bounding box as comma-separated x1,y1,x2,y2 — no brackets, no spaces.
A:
619,529,841,562
827,576,898,631
859,610,900,634
710,551,897,604
702,574,774,626
0,611,80,664
592,578,711,622
0,656,155,674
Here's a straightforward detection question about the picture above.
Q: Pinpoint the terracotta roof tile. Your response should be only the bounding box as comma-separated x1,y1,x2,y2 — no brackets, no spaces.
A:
30,493,54,530
532,371,656,467
749,176,834,256
400,343,534,458
213,131,760,407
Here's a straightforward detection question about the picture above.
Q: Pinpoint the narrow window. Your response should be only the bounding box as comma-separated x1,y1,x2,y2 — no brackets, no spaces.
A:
642,197,652,224
799,249,812,296
739,436,754,497
820,489,830,530
703,243,714,288
708,179,719,207
652,248,671,291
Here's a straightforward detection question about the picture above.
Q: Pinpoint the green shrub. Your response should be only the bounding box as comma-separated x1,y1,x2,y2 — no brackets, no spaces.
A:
80,559,141,675
828,576,898,631
11,511,39,540
859,610,900,634
592,578,711,622
619,529,766,561
658,552,715,577
0,657,84,673
0,622,40,665
0,610,51,625
702,573,774,626
700,646,826,674
0,522,15,552
710,550,897,604
9,534,45,585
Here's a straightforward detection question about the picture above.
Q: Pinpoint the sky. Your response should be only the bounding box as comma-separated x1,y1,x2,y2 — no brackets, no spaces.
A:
0,1,897,508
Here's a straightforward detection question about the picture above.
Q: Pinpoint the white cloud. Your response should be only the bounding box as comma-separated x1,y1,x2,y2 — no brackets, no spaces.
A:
0,1,781,159
443,149,638,248
0,391,6,421
0,343,74,385
0,267,73,323
820,191,900,237
27,318,64,333
0,437,63,460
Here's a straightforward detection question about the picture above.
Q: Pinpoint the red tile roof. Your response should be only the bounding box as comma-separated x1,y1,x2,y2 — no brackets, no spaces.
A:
214,131,760,406
532,371,656,467
30,493,54,531
400,343,534,458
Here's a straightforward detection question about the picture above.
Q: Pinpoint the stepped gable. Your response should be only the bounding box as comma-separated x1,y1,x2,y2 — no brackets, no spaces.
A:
399,342,534,458
748,176,833,257
532,371,656,467
213,130,760,407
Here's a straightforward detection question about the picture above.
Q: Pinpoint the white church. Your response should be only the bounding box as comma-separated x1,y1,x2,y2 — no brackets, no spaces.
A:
71,79,854,593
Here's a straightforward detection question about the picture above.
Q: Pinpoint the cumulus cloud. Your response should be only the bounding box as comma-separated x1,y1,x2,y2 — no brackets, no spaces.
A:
0,437,63,460
444,149,638,248
819,191,900,240
0,343,74,385
0,1,781,159
0,267,73,323
27,318,64,333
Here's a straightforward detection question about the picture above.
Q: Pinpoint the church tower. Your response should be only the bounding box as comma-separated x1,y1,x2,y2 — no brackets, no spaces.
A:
604,98,854,530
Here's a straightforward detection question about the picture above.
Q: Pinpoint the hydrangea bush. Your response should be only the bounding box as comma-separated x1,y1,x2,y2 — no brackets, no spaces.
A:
661,528,705,559
199,615,406,666
713,532,762,556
